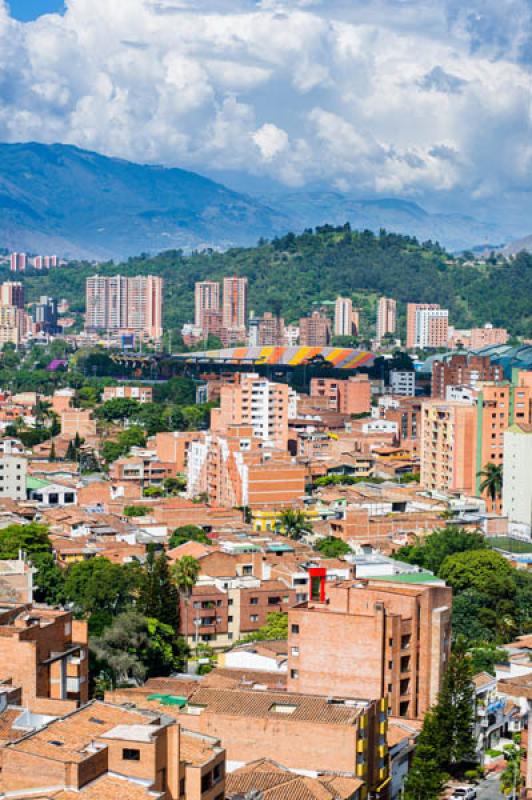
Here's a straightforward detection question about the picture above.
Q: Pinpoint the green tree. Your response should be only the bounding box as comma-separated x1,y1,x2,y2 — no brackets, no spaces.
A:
433,638,476,772
138,549,180,629
469,644,508,676
163,476,186,495
63,557,139,633
404,710,447,800
172,555,201,596
314,536,351,559
123,505,151,517
278,509,312,540
240,612,288,643
169,525,210,549
0,522,52,558
30,551,66,605
91,610,150,687
96,397,140,421
396,526,487,575
499,737,524,798
439,549,516,604
478,462,503,504
117,426,146,450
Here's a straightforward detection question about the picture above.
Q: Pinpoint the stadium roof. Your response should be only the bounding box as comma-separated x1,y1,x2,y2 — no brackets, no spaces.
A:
176,346,375,369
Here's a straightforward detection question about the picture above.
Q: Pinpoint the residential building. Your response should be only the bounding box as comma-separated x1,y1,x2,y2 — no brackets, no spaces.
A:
195,281,220,330
299,311,332,346
390,371,415,397
0,559,34,603
0,604,89,712
502,423,532,536
226,759,365,800
103,384,153,403
257,312,285,346
109,454,174,488
85,275,163,339
310,375,371,415
420,399,477,495
0,453,27,500
432,354,504,398
178,686,388,796
287,579,452,719
376,297,397,342
9,252,26,272
61,408,97,438
0,305,29,346
155,431,205,474
0,281,24,308
334,297,356,337
447,324,509,350
211,373,291,450
406,303,448,349
186,425,305,508
32,295,59,333
222,276,247,337
1,699,226,800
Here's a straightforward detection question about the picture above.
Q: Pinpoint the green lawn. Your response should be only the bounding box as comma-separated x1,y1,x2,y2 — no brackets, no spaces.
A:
488,536,532,553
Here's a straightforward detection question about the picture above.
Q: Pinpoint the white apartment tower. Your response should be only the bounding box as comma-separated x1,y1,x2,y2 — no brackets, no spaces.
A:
376,297,397,341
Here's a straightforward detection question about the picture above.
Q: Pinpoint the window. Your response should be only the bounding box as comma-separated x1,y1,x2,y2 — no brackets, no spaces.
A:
228,616,233,623
291,647,299,657
250,614,259,622
270,702,297,714
242,565,253,575
213,763,223,783
123,748,141,761
291,624,299,634
201,772,212,792
250,597,259,605
290,669,299,679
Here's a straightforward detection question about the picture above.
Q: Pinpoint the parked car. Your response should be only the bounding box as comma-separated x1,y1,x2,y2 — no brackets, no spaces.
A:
450,788,477,800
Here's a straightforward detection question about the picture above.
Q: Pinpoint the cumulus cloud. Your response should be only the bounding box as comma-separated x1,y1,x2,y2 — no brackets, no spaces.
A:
0,0,530,204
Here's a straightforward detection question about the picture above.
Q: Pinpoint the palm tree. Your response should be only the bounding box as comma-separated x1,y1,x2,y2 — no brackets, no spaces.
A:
278,509,311,541
172,555,201,650
478,462,503,505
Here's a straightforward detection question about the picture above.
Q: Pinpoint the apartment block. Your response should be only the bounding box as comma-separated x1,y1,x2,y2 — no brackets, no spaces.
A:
420,399,477,495
432,354,504,398
186,425,305,508
85,274,163,339
211,373,291,450
178,687,389,796
0,453,27,500
310,375,371,415
195,281,220,330
0,604,88,713
288,579,452,720
61,408,97,438
0,305,30,346
376,297,397,342
155,431,205,474
448,324,509,350
299,311,332,346
10,252,26,272
389,371,415,397
334,297,357,337
0,281,24,308
222,276,247,337
406,303,448,349
502,423,532,536
103,384,154,403
1,699,226,800
256,311,285,346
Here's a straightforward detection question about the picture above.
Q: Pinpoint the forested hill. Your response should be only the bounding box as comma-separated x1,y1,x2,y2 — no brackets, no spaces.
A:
15,226,532,338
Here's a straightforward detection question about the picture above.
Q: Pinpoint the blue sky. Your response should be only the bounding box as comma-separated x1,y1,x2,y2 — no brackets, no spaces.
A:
1,0,531,232
7,0,64,21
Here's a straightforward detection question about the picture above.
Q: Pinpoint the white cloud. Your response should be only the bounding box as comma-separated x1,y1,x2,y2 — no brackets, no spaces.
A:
0,0,530,204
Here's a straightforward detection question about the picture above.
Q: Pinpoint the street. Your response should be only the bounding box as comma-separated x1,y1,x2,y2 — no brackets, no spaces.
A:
475,772,504,799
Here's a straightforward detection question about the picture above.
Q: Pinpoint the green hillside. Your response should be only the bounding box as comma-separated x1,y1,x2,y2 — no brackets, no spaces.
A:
10,226,532,338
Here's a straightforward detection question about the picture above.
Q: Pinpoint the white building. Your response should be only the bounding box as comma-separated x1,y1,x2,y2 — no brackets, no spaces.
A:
415,308,449,349
503,423,532,537
390,371,415,397
0,455,27,500
334,297,353,337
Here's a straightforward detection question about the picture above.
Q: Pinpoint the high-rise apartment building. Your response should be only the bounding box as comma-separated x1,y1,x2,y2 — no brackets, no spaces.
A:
310,375,371,415
0,306,29,346
85,275,163,339
421,371,532,510
32,296,58,333
334,297,355,337
257,311,285,346
287,579,452,719
406,303,448,349
299,311,331,346
222,276,247,334
376,297,397,342
9,252,26,272
0,281,24,309
503,423,532,537
211,373,291,450
432,354,504,398
194,280,220,330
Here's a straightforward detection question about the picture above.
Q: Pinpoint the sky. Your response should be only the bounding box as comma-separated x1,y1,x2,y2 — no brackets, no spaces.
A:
1,0,531,224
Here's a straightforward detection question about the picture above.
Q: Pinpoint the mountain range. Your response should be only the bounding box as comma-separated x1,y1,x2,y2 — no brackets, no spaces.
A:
0,142,524,258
